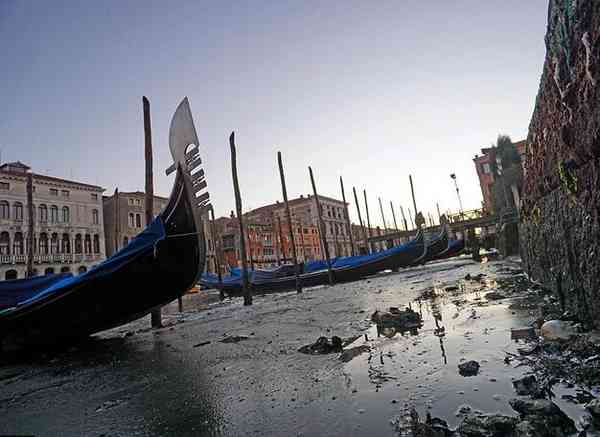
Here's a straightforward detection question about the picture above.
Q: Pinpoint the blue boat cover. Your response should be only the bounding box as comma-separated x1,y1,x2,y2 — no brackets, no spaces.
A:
200,235,422,287
0,217,166,312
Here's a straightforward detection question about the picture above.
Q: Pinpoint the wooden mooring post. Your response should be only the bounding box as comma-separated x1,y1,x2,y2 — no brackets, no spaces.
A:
363,189,373,252
26,173,34,277
229,132,252,305
209,207,224,300
353,187,368,254
340,176,355,256
400,205,408,231
278,151,301,293
390,201,399,232
277,215,286,263
143,96,163,327
409,175,418,228
378,197,388,232
309,166,333,285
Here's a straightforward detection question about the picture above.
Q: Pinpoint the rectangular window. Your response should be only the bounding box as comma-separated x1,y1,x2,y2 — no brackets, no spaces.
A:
482,163,491,174
50,188,58,196
91,193,98,201
0,182,9,190
135,199,141,205
61,190,69,197
128,199,134,205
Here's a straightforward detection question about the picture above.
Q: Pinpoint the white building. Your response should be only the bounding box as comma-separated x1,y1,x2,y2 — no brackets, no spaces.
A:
0,162,106,280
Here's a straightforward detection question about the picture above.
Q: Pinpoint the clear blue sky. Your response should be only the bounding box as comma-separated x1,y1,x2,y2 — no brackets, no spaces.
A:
1,1,548,225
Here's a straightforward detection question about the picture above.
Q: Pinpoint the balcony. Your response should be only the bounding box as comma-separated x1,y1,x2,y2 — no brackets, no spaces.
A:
0,253,102,265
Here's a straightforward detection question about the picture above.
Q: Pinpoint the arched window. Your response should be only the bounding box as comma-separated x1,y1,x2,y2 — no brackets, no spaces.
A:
39,204,48,222
92,209,99,225
128,213,134,227
84,235,92,254
0,232,10,255
78,265,87,274
14,202,23,221
61,233,70,254
93,234,100,253
123,236,129,247
0,201,9,219
5,269,17,280
50,205,59,223
13,232,24,255
60,266,71,273
39,233,48,254
44,267,55,275
50,233,59,254
135,213,142,228
62,206,70,223
74,234,82,254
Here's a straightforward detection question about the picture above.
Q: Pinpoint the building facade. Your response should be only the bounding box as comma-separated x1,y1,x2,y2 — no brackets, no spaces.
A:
0,162,105,280
102,191,169,256
473,140,526,213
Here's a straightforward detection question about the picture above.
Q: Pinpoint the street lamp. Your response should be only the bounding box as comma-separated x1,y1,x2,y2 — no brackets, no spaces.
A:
450,173,464,219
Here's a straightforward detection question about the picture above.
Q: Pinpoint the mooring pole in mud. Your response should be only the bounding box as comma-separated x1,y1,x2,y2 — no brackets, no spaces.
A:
309,166,333,285
277,215,286,263
26,172,34,277
340,176,355,256
143,96,163,326
353,187,369,254
229,132,252,305
378,197,388,233
400,205,408,232
209,207,224,299
299,222,306,261
272,212,281,265
409,175,419,229
114,188,120,252
278,151,302,293
390,201,399,232
363,189,374,252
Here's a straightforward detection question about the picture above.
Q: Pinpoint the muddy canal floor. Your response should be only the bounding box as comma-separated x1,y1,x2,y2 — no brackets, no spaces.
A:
1,257,597,436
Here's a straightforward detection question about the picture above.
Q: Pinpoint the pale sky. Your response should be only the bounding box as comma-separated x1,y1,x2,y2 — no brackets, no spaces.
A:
1,1,548,226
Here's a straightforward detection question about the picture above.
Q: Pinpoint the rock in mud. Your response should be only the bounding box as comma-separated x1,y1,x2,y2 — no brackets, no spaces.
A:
458,360,480,377
540,320,578,341
509,398,576,435
586,398,600,421
339,345,370,363
457,413,517,437
512,375,541,397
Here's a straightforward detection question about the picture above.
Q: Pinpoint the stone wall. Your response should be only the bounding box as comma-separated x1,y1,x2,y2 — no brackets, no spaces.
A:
520,1,600,326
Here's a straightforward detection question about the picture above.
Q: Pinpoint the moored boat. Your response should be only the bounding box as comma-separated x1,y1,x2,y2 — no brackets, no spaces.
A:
0,98,209,350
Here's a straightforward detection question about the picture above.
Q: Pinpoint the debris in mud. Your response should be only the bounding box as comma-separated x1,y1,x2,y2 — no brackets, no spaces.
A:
484,291,506,300
458,360,480,377
339,345,371,363
509,398,577,436
220,335,249,344
510,326,536,341
193,341,211,347
464,273,485,282
445,285,459,292
512,375,542,397
371,307,423,330
540,320,578,341
298,336,343,355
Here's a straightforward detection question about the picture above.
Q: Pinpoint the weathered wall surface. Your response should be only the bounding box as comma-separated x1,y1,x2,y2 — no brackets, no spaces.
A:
521,1,600,325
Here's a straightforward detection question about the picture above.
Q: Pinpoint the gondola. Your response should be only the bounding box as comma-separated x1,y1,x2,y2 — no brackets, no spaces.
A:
0,98,209,350
418,225,449,264
201,230,426,295
431,238,465,261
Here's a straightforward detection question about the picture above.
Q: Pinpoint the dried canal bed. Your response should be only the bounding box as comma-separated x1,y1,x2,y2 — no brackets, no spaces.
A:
0,257,595,436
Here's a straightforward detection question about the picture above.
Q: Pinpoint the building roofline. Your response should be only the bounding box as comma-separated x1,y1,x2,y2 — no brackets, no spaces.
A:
0,170,104,192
